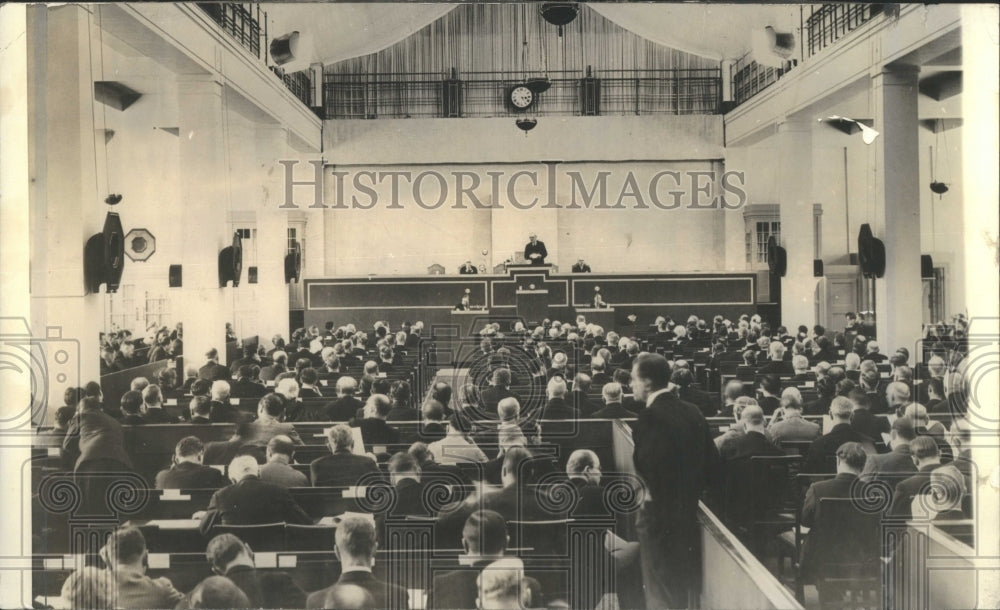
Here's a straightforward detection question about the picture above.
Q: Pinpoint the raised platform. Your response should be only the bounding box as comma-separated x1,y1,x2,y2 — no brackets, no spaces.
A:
303,269,761,334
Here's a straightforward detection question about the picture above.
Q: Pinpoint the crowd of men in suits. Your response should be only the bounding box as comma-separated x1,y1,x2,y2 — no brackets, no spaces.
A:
53,312,975,608
98,323,184,376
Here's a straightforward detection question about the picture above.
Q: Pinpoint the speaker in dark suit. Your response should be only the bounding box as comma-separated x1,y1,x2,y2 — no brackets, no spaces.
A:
524,234,548,265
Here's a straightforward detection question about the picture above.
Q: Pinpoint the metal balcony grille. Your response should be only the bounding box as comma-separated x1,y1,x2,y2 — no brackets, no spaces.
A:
323,69,720,119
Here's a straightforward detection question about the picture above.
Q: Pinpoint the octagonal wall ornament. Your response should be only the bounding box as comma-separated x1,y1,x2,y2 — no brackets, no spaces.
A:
124,228,156,262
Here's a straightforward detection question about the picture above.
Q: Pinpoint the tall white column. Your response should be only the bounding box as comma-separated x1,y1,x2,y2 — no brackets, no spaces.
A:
255,126,291,345
0,5,34,606
871,65,922,355
777,118,817,329
961,6,1000,605
177,77,230,366
27,4,104,397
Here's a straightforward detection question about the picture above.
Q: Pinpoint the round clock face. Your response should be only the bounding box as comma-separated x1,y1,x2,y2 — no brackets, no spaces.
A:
509,85,534,109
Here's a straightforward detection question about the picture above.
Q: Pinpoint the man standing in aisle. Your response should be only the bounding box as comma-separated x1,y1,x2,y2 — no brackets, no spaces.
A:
631,353,720,608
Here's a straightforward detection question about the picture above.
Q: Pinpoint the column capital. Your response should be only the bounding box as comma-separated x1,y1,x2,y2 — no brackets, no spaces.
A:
870,64,920,85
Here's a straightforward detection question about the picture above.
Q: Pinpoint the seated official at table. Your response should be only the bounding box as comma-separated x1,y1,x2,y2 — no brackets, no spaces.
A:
572,259,591,273
455,293,472,311
524,233,547,265
459,260,478,274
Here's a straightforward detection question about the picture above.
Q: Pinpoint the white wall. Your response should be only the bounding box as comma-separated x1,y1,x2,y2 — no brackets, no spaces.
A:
727,87,967,321
317,160,738,275
317,114,736,276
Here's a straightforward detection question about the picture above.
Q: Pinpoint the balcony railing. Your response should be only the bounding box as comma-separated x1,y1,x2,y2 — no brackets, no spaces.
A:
730,53,796,107
322,69,721,119
197,3,314,110
197,3,264,59
272,67,313,108
805,3,887,58
727,3,886,110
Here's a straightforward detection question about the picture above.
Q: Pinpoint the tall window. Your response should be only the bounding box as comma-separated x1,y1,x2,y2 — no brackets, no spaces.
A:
743,204,780,268
755,221,781,264
231,224,257,340
106,285,137,333
144,290,171,329
105,285,171,335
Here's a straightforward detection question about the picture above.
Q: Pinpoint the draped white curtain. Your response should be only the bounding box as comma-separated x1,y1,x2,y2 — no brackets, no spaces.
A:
264,3,803,66
588,3,802,61
262,3,457,65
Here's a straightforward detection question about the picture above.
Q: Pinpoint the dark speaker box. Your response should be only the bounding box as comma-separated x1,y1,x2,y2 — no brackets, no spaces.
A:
248,266,259,284
921,254,934,278
813,259,824,277
218,232,243,288
169,265,182,288
857,224,886,278
767,236,787,277
285,241,302,283
83,212,125,294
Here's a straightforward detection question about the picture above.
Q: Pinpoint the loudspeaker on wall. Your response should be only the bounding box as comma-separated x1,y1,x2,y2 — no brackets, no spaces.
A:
857,224,886,278
813,259,824,277
83,212,125,294
169,265,182,288
767,236,787,277
218,232,243,288
921,254,934,278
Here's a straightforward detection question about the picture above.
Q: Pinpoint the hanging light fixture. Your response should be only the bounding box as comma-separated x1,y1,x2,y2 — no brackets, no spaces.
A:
515,118,538,133
929,119,950,196
540,3,579,36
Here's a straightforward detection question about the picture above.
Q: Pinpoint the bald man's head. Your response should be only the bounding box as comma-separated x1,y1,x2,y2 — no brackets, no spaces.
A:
497,397,520,421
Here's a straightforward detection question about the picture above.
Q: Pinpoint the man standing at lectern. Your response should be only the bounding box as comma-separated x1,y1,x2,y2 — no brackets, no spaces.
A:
524,233,547,265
